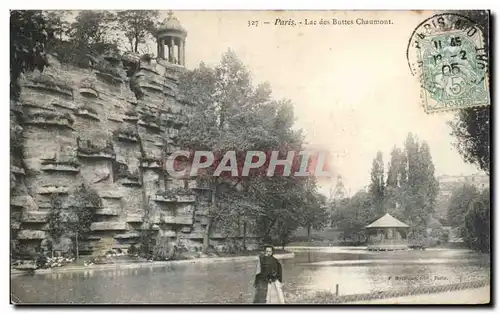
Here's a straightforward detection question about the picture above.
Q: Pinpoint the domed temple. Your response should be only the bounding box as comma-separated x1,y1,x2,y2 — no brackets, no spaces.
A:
156,11,187,66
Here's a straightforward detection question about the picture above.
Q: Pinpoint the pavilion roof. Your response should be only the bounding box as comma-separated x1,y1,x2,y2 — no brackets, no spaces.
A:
365,213,409,228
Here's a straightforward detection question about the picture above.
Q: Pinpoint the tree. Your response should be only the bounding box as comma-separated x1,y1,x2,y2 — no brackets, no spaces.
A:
447,184,480,228
449,108,490,175
300,187,329,242
369,151,385,216
399,134,439,240
10,10,55,100
448,10,490,175
405,133,420,189
178,50,315,252
250,176,310,245
116,10,159,53
386,146,402,188
416,142,439,214
331,190,375,241
47,194,65,256
58,10,118,67
65,185,100,261
45,10,71,41
69,11,116,47
178,52,275,252
462,188,490,252
384,147,407,218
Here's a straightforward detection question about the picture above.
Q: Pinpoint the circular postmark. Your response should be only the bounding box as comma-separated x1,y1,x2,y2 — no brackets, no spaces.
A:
406,13,490,112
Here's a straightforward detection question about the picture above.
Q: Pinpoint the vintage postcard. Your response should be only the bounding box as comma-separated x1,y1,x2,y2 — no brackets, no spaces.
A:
10,10,490,305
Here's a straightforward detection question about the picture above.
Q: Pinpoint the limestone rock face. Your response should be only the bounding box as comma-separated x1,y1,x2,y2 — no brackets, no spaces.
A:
91,222,128,231
18,230,46,240
11,53,258,256
22,211,48,223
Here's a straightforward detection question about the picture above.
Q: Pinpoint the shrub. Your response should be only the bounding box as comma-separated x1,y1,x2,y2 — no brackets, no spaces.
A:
128,244,138,256
77,138,115,155
35,253,48,269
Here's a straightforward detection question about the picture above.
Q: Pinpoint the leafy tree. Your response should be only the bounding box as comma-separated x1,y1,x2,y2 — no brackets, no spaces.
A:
384,147,407,216
177,52,256,252
405,133,420,189
369,151,385,216
400,134,439,240
331,190,375,241
462,188,490,252
448,10,490,175
69,10,116,47
47,194,65,255
179,50,321,252
449,108,490,175
300,186,329,242
10,10,55,100
247,175,313,245
386,146,402,188
45,10,71,41
416,142,439,214
54,10,118,67
65,184,100,261
116,10,159,53
178,51,301,252
447,184,480,228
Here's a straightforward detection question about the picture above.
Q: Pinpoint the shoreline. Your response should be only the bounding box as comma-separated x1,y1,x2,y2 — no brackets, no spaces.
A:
10,252,295,277
298,279,490,304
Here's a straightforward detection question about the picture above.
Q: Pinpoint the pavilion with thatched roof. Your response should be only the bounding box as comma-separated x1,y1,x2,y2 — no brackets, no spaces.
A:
365,213,410,251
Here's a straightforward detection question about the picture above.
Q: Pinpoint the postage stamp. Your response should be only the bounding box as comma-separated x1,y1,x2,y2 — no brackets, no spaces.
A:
406,13,490,113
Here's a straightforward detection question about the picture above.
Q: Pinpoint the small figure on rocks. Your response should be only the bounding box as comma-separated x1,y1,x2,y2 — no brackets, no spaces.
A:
253,245,285,304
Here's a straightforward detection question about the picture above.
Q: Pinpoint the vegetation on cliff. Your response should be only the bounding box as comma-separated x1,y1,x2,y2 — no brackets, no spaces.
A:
46,185,101,261
10,10,55,100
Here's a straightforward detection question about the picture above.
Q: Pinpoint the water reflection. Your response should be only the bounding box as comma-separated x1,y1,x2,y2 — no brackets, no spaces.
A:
11,247,490,304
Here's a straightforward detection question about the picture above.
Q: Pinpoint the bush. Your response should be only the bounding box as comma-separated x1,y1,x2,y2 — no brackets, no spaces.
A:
138,227,156,258
128,244,138,256
35,252,48,269
77,138,114,155
463,191,490,253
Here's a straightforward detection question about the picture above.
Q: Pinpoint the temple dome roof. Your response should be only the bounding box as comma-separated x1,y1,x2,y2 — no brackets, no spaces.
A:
157,11,187,37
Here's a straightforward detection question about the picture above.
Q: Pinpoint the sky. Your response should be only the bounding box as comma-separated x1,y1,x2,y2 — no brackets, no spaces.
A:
63,10,483,195
156,10,483,195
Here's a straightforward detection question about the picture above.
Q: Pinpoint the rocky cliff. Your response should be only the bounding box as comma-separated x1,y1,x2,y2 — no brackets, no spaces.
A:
10,53,257,256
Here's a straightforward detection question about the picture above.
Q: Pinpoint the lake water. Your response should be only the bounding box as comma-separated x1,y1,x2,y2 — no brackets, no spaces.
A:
11,247,490,304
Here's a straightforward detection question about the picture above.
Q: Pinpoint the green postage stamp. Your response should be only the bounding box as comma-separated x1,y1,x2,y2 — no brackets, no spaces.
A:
407,12,490,113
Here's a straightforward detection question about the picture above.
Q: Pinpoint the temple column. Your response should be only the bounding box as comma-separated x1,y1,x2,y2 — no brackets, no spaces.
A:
180,39,185,66
157,37,161,58
160,39,165,59
177,40,182,65
169,37,175,63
